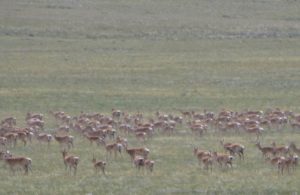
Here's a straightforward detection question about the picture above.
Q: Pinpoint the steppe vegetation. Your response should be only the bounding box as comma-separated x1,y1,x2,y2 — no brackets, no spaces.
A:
0,0,300,194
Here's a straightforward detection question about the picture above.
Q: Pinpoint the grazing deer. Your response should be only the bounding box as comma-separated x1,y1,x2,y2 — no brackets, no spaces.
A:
92,155,106,175
220,139,245,160
61,150,79,175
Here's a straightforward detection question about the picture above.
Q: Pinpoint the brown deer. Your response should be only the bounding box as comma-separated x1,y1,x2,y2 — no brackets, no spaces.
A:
4,133,18,147
2,153,32,175
36,133,53,147
220,139,245,160
61,150,79,175
92,155,106,175
105,142,123,158
212,152,234,168
255,142,275,158
0,136,7,150
271,142,290,156
54,135,74,150
193,147,211,166
126,146,150,161
289,142,300,155
277,155,298,175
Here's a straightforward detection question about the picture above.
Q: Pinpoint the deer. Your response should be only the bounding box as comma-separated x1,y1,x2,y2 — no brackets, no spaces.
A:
112,109,122,120
125,146,150,161
132,154,155,173
133,155,145,171
244,126,264,140
255,142,275,158
4,132,18,148
56,125,70,133
2,153,32,175
180,111,193,118
0,136,7,150
201,155,213,172
220,139,245,160
36,133,53,147
116,136,128,148
84,133,104,146
0,150,12,160
1,117,16,127
61,150,79,175
49,111,66,121
144,159,155,172
193,147,213,171
11,131,28,146
193,147,211,166
92,155,106,175
54,135,74,150
212,152,234,168
26,112,43,121
266,156,285,167
271,142,290,156
289,142,300,155
291,122,300,130
105,142,123,158
26,118,44,130
277,155,298,175
135,132,147,142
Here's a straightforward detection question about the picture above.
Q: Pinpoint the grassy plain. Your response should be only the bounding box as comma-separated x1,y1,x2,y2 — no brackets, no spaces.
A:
0,0,300,194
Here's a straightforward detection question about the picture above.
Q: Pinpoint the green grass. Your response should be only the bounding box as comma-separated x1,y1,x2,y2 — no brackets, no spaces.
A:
1,129,300,195
0,0,300,194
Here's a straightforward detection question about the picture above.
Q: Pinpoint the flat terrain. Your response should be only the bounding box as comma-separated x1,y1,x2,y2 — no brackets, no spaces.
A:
0,0,300,194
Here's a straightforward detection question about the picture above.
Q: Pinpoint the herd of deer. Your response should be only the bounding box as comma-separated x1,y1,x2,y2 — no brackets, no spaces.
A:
0,108,299,176
193,139,299,174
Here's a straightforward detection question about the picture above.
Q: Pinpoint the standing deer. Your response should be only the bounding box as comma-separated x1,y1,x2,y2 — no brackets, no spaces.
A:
92,155,106,175
61,150,79,175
